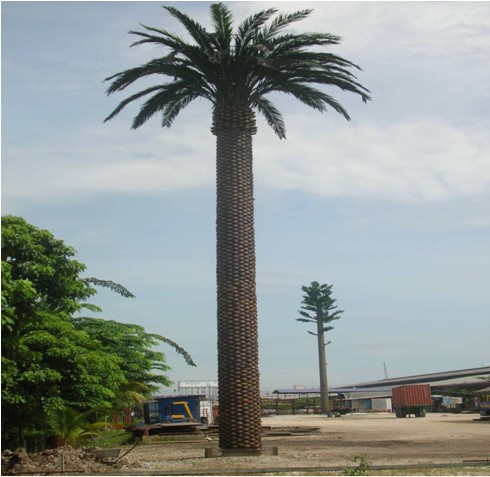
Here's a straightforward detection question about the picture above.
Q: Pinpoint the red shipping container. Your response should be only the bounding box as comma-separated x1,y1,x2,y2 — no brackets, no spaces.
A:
392,384,432,408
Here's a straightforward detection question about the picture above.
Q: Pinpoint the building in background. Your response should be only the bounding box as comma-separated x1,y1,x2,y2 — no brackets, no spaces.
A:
273,366,490,413
178,380,219,402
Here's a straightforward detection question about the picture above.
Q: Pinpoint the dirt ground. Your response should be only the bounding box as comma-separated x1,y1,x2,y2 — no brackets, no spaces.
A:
127,413,490,474
3,413,489,475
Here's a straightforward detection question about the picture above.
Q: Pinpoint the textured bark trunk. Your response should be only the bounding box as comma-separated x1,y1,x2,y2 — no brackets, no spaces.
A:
212,105,262,450
317,312,329,414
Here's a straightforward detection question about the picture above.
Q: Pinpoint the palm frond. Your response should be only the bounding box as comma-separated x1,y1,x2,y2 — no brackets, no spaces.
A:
210,3,234,49
253,96,286,139
235,7,277,50
104,85,166,122
281,83,330,113
131,27,212,76
129,27,218,81
273,31,342,48
131,91,171,129
163,5,211,50
276,66,371,102
257,9,313,42
129,26,186,50
131,81,206,129
161,92,201,128
269,47,355,69
104,59,171,93
310,73,371,103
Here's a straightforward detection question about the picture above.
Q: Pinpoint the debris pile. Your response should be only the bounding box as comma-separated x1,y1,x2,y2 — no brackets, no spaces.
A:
1,446,141,475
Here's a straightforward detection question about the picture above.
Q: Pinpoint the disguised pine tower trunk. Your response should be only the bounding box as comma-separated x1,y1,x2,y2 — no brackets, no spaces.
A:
317,312,329,414
212,105,262,450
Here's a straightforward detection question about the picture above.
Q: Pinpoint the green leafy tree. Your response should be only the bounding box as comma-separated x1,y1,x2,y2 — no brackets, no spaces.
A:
297,282,344,414
74,317,196,410
1,216,194,449
104,3,369,450
1,216,125,448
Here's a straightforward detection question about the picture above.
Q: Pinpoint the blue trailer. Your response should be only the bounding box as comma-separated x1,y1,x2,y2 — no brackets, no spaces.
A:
157,395,201,423
143,394,205,425
132,395,206,437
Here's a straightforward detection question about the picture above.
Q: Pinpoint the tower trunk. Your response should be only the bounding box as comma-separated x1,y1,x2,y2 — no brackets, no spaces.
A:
212,105,262,450
317,311,329,414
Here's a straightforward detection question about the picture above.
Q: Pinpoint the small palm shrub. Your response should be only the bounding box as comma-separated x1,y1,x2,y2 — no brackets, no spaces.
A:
47,407,96,447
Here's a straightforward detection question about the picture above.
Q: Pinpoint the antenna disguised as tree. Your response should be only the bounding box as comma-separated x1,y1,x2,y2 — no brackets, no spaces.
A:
104,3,369,451
297,282,343,414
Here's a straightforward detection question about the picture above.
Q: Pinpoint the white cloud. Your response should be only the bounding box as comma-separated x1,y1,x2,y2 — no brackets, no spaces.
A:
4,115,490,202
254,116,490,203
3,2,489,207
5,116,488,205
2,119,215,202
234,2,490,58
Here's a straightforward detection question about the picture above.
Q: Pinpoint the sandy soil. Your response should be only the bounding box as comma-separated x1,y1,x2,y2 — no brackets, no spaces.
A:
127,413,490,474
3,413,488,475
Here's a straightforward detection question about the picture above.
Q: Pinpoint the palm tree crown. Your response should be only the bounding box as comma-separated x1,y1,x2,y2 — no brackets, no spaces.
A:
104,3,371,138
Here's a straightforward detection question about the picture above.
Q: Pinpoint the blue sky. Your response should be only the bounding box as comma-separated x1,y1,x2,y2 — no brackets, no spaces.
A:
2,1,489,393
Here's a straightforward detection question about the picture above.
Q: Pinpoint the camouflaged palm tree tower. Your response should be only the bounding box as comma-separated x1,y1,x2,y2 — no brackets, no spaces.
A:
212,105,261,449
